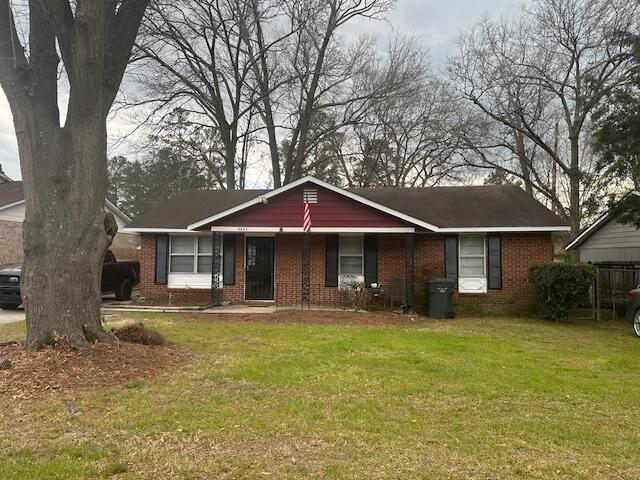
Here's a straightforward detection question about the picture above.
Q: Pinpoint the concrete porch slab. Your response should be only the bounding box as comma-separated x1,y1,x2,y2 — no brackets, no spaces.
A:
202,305,278,314
204,305,347,314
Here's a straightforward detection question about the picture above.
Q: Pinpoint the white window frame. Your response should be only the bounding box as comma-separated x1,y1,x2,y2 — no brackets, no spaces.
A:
196,236,214,273
169,235,219,274
458,234,486,278
338,234,364,277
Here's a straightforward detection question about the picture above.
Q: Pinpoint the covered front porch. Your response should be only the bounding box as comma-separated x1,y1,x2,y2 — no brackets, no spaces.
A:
208,229,420,311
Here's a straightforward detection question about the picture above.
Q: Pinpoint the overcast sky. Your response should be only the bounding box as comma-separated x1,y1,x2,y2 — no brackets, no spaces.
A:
0,0,526,181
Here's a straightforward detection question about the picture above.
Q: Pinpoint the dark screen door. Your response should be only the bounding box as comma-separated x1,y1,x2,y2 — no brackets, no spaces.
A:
245,237,274,300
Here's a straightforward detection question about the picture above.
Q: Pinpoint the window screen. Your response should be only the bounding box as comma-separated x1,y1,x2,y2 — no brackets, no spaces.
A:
169,235,218,274
170,236,195,272
339,236,363,276
459,235,486,278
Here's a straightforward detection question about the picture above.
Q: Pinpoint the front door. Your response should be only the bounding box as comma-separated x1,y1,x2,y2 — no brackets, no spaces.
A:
245,237,274,300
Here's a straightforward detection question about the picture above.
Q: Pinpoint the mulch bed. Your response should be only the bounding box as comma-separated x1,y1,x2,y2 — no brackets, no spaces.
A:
0,340,189,401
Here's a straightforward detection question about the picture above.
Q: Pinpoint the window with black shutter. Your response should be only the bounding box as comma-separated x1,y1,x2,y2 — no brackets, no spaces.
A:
155,235,169,285
223,234,236,285
325,235,339,287
444,235,458,283
487,235,502,289
364,235,378,287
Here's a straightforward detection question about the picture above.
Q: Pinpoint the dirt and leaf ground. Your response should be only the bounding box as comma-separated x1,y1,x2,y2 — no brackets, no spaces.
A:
1,311,639,479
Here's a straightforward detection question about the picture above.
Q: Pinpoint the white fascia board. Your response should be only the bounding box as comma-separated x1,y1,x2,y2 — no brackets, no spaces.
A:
0,198,133,225
187,176,439,231
285,227,415,233
438,226,571,233
0,200,24,212
105,199,132,224
211,226,281,232
211,226,415,233
565,212,610,250
121,227,195,233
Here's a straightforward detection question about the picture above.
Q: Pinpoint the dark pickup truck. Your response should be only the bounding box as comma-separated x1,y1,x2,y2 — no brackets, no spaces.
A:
0,251,140,310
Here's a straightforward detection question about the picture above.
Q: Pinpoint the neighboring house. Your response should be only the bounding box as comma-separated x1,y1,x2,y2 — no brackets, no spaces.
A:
125,176,569,314
0,181,138,266
566,193,640,265
0,172,11,184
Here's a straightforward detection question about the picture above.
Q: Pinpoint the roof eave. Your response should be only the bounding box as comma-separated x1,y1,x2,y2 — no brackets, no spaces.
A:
565,212,611,250
0,197,133,224
121,227,195,233
438,226,571,233
186,175,440,232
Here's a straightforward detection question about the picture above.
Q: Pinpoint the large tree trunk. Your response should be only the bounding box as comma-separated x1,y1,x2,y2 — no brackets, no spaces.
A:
0,0,149,351
264,108,281,188
513,129,534,196
568,134,581,260
15,112,115,350
224,142,236,190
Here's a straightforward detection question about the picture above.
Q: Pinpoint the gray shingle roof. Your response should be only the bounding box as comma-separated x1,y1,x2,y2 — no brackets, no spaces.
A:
351,185,566,228
127,189,269,229
127,183,567,230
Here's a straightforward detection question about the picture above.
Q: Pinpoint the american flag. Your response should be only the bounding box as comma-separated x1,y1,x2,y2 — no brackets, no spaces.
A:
303,201,311,232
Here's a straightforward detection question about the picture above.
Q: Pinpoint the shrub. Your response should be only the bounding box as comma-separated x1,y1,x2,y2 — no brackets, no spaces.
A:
528,262,596,321
338,279,367,311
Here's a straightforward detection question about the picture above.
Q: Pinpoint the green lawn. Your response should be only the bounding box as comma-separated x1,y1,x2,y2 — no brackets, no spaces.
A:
1,313,640,479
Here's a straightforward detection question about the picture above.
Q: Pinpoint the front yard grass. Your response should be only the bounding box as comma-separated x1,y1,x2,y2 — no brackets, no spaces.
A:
1,312,639,479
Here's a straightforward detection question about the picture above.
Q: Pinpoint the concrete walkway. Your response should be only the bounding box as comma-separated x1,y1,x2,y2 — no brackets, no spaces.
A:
1,304,347,323
0,308,25,325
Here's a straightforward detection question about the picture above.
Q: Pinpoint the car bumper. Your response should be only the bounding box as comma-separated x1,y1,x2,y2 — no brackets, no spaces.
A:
0,286,21,305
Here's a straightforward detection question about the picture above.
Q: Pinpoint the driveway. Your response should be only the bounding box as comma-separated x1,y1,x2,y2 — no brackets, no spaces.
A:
0,308,24,325
0,296,130,325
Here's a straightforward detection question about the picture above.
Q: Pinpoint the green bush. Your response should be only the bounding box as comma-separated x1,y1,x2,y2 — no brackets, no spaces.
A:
528,262,596,321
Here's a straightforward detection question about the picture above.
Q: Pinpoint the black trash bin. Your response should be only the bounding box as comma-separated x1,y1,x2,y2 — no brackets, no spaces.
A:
426,278,455,319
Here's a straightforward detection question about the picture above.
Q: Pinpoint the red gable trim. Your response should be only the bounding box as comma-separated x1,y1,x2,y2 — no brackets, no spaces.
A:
188,176,438,231
210,184,413,229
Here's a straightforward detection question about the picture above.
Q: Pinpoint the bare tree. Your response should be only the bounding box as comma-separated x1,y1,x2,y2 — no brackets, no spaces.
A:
339,37,462,187
237,0,289,187
0,0,149,349
449,0,639,237
279,0,396,184
134,0,297,189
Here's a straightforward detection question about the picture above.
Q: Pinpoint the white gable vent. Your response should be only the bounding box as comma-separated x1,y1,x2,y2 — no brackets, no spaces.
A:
303,188,318,204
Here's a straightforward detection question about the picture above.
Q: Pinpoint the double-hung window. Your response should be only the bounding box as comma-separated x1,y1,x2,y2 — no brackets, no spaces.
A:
169,236,213,273
196,236,213,273
458,235,486,278
339,235,364,276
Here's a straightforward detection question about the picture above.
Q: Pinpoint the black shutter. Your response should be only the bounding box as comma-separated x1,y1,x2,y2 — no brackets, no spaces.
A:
364,235,378,287
487,235,502,289
325,234,339,287
444,235,458,283
155,234,169,285
223,234,236,285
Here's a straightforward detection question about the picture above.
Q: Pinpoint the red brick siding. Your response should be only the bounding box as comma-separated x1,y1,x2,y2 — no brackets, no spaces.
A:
451,232,553,315
139,233,244,305
139,232,553,314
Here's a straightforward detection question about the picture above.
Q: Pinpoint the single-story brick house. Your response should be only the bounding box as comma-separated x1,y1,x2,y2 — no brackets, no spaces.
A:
124,176,570,314
0,180,138,266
